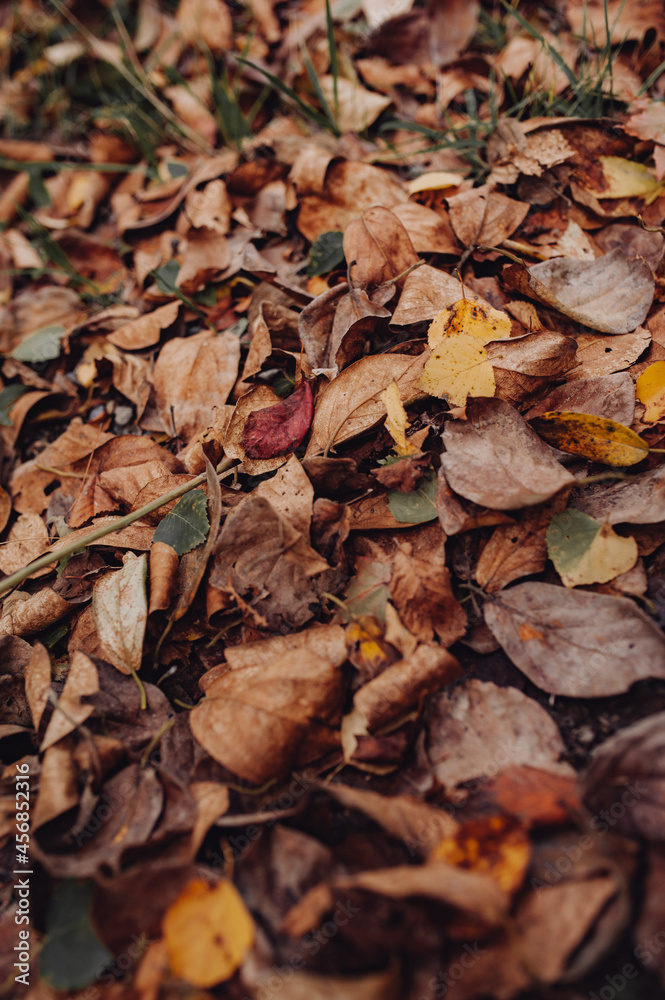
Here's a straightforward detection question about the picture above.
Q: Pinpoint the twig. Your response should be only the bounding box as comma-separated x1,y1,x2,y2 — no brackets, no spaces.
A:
0,457,238,597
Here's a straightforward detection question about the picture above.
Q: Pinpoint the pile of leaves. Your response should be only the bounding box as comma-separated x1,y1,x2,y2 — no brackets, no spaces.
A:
3,0,665,997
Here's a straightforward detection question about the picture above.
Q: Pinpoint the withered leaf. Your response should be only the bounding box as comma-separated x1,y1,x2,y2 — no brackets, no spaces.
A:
582,712,665,842
343,206,419,291
572,465,665,524
190,627,347,783
241,380,314,459
503,249,654,334
441,397,574,509
209,496,330,629
484,581,665,696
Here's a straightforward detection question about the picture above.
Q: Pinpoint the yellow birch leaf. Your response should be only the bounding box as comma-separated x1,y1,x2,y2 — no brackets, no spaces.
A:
636,360,665,423
530,411,649,466
163,878,254,988
380,380,417,455
546,509,638,588
599,156,665,203
427,298,511,350
418,334,495,406
407,171,464,195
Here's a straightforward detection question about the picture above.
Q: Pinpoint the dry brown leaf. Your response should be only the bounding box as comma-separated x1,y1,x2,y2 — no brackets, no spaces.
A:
320,76,391,133
190,626,347,783
447,187,529,248
342,643,461,761
503,249,655,334
391,201,460,255
486,331,577,378
107,301,180,350
525,371,636,423
582,712,665,842
484,581,665,696
153,330,240,443
441,397,574,510
476,492,569,593
305,351,428,456
149,541,180,614
573,466,665,525
426,678,574,791
176,0,232,50
40,649,98,751
566,327,651,380
254,455,314,536
0,588,71,639
24,641,51,731
343,207,419,292
391,264,487,326
298,161,407,243
92,553,148,675
389,545,467,645
0,511,50,578
209,496,330,629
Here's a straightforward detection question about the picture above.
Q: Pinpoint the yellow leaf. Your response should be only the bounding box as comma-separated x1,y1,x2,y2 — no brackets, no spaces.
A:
530,411,649,466
407,170,464,195
636,360,665,423
418,334,495,406
599,156,665,204
163,879,254,987
427,298,511,350
430,815,530,894
380,381,417,455
547,509,638,588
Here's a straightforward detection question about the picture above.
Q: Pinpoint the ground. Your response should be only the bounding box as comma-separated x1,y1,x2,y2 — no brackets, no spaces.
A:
1,0,665,998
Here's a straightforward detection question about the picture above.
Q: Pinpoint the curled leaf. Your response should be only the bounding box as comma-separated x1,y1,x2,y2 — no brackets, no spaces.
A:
241,380,314,459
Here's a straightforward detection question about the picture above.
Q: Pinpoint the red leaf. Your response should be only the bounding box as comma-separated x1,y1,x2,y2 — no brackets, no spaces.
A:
241,380,314,459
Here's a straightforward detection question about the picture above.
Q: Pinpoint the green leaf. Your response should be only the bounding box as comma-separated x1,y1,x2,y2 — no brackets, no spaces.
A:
9,324,66,363
153,490,210,555
546,508,638,588
307,230,344,277
387,474,438,524
0,383,28,425
152,259,181,295
39,881,112,991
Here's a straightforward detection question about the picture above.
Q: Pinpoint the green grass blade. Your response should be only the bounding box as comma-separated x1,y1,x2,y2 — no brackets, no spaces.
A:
237,55,338,131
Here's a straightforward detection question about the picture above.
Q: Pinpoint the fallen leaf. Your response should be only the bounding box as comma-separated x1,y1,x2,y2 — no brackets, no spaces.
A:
637,360,665,422
153,330,240,444
0,588,72,638
305,351,428,457
531,411,649,466
503,248,655,334
431,814,530,895
419,335,495,406
566,326,651,380
241,379,314,459
163,878,253,987
152,489,209,555
320,76,391,133
484,581,665,696
0,511,50,577
595,155,664,201
24,641,51,731
176,0,232,51
581,712,665,842
342,643,462,763
572,465,665,524
209,496,330,629
41,650,98,751
343,207,419,292
426,679,573,791
546,508,638,587
387,474,438,524
476,493,568,593
92,552,148,675
190,625,346,782
524,371,636,424
390,543,467,645
107,301,180,350
441,397,574,509
298,161,407,243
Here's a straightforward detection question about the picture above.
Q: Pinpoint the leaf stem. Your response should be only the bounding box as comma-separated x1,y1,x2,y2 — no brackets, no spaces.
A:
0,457,238,597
